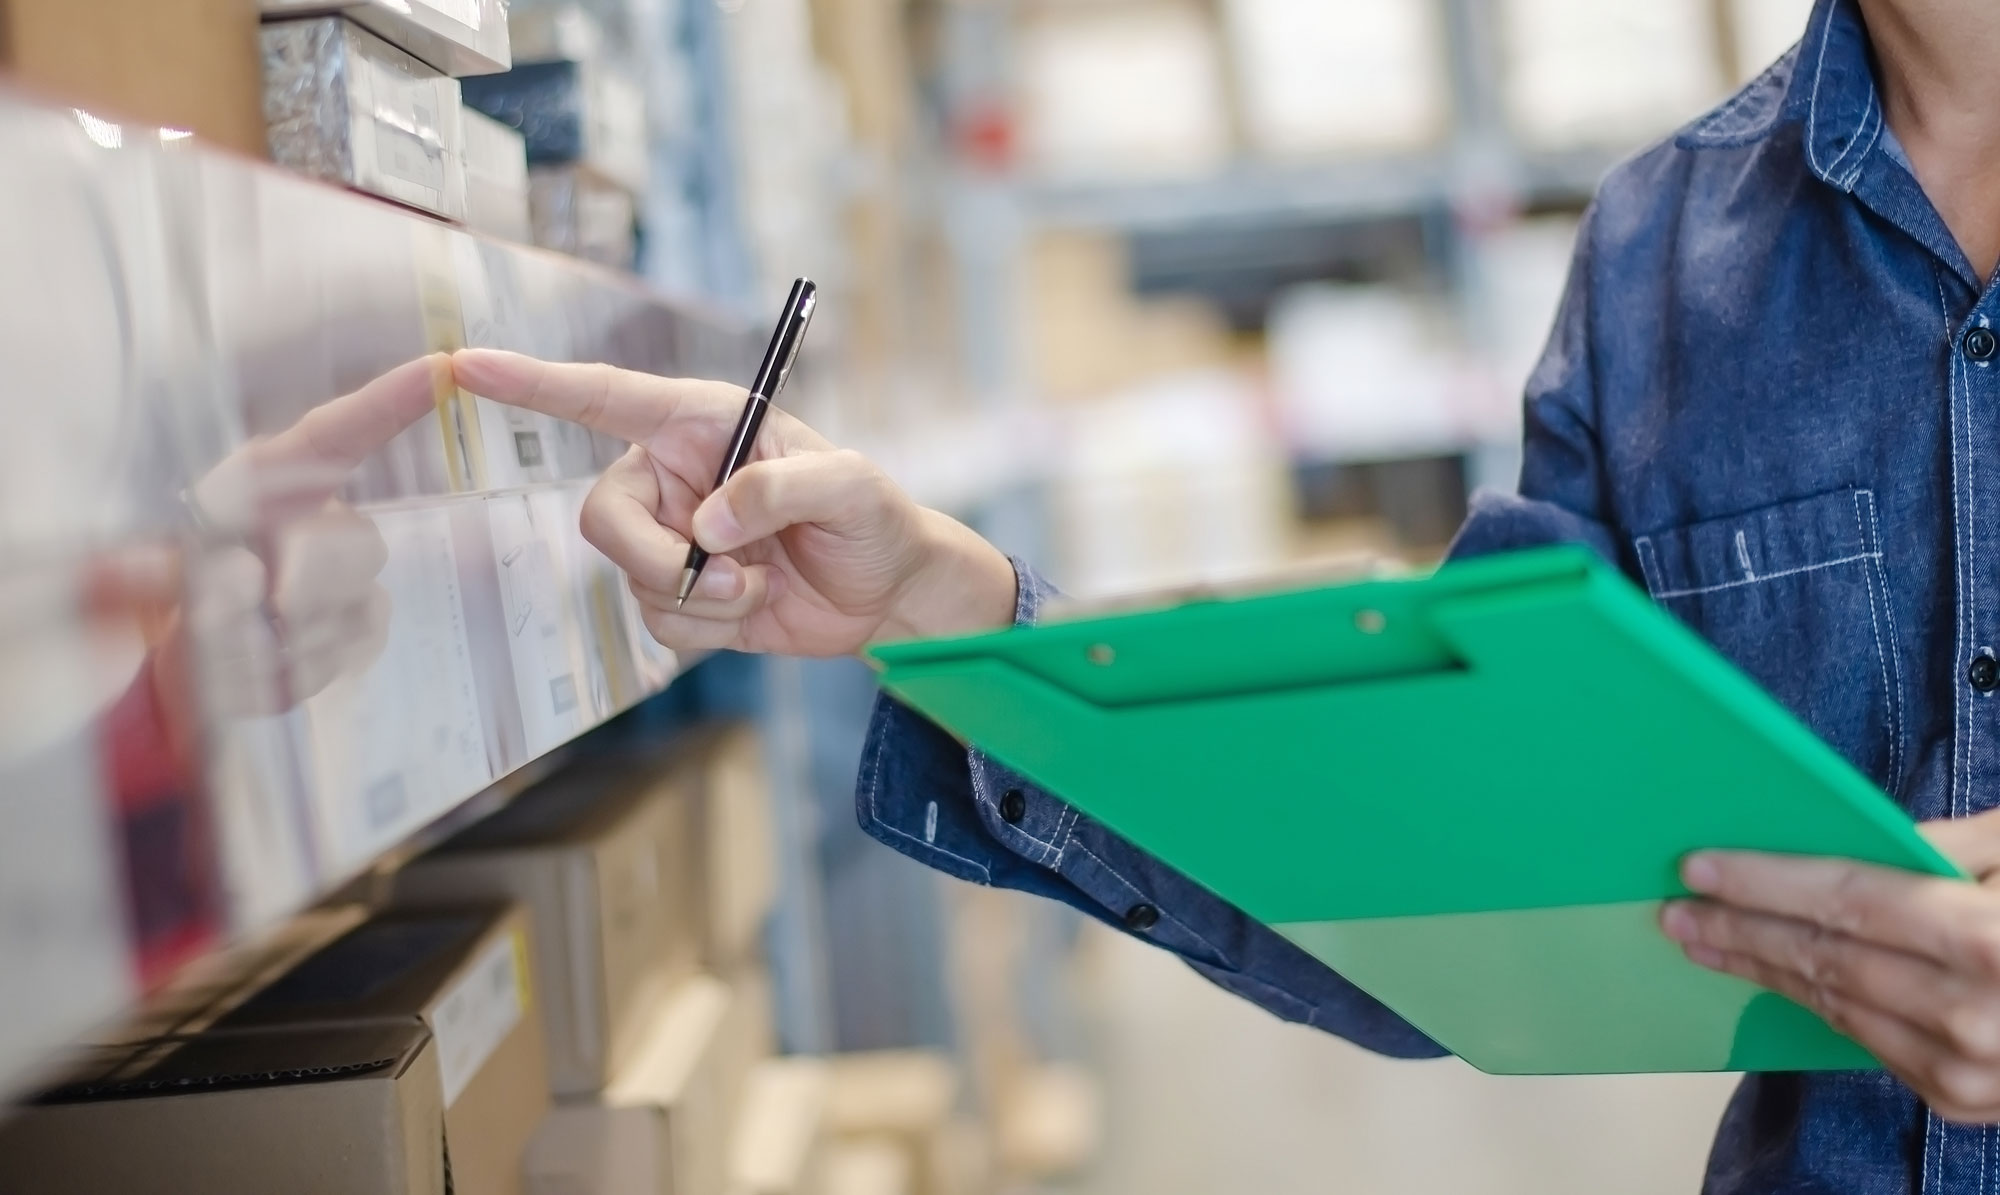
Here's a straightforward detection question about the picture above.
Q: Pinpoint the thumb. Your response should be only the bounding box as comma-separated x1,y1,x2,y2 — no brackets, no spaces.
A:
691,450,899,553
1921,807,2000,878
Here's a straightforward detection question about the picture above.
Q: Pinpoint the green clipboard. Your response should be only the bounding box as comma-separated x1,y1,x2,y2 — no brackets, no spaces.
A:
865,545,1963,1075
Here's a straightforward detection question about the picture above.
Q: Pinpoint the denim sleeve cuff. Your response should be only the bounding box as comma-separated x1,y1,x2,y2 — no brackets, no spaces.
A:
858,556,1445,1059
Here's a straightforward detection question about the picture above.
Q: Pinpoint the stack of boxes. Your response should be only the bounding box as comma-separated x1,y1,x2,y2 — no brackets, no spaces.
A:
0,720,805,1195
0,904,550,1194
462,4,651,271
257,0,534,239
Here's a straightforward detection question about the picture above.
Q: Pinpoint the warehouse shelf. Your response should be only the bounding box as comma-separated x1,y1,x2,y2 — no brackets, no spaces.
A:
1024,143,1621,235
0,89,760,1099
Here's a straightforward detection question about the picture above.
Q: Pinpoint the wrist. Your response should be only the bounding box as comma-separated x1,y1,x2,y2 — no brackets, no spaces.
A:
880,509,1018,642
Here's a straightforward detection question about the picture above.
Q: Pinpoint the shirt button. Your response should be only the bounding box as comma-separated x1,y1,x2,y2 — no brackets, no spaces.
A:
999,788,1026,823
1971,654,2000,693
1123,903,1160,931
1965,327,1997,362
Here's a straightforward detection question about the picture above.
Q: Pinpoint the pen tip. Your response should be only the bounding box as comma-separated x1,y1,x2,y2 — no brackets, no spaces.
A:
674,566,698,608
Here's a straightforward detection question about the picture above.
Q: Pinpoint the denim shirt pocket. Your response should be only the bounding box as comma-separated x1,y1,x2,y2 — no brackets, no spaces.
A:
1632,487,1906,792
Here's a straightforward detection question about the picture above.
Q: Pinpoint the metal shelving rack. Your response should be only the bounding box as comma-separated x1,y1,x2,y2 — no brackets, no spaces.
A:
0,87,760,1098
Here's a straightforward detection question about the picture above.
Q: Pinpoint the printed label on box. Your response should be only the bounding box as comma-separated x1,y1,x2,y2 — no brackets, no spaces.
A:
433,929,526,1106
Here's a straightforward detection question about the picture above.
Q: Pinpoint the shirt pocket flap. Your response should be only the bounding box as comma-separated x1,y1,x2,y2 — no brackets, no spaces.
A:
1634,487,1878,600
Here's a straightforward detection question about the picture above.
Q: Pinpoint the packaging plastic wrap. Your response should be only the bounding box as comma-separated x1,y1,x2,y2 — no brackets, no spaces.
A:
462,59,648,194
260,0,512,77
463,106,532,240
528,164,637,270
262,16,470,220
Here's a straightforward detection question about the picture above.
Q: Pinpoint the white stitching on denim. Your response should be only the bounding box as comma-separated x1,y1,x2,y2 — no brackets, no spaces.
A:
1804,1,1837,180
1859,490,1908,791
924,800,938,843
1824,82,1876,185
1734,530,1756,579
1634,536,1663,596
1945,268,1976,818
1052,804,1082,867
866,709,992,882
968,751,1061,864
1649,552,1879,600
1937,269,1967,821
1853,490,1903,790
1066,840,1232,966
1923,1108,1937,1192
1837,94,1882,190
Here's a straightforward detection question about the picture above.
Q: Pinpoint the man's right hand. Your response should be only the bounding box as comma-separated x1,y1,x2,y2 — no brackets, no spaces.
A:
453,350,1019,657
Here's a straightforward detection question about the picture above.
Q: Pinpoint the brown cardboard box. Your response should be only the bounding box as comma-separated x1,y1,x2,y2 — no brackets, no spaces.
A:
823,1051,962,1195
0,1019,446,1194
717,964,779,1139
391,751,701,1094
682,724,779,969
526,974,735,1195
217,905,550,1195
730,1057,834,1195
822,1140,914,1195
0,0,267,156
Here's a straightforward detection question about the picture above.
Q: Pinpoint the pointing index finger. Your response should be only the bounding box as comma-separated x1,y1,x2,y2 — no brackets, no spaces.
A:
453,349,741,444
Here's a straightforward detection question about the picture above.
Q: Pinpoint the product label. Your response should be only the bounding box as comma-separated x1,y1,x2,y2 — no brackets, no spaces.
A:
432,929,526,1106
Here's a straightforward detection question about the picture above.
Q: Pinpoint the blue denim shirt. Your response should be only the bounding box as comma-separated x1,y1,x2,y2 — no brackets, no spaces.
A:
856,1,2000,1189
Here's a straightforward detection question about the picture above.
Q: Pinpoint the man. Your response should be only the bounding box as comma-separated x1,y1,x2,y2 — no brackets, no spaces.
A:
455,0,2000,1187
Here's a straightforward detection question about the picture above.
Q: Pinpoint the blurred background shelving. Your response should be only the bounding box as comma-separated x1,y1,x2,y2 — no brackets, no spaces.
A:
0,0,1818,1192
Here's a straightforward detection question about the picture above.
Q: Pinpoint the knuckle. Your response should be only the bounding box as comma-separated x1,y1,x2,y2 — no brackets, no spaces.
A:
1943,1003,2000,1060
1965,925,2000,977
1930,1061,2000,1114
1792,925,1841,987
1827,868,1872,935
578,493,613,550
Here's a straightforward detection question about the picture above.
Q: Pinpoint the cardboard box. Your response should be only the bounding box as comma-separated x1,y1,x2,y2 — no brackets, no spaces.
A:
824,1051,957,1143
527,975,736,1195
0,1019,446,1194
217,905,550,1195
262,15,470,220
528,164,638,270
730,1057,833,1195
0,0,267,157
464,59,648,194
464,105,533,241
823,1052,960,1195
717,965,779,1137
260,0,513,77
823,1141,915,1195
390,752,701,1094
684,724,779,969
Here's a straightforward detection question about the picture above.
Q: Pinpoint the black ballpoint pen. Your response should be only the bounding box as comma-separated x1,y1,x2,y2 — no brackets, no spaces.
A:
676,276,819,606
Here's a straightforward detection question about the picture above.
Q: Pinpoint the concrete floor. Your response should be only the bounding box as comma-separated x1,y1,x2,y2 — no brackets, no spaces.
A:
1057,922,1740,1195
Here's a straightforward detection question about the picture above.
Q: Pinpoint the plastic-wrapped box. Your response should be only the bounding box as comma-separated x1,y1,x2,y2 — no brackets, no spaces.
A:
262,16,470,220
260,0,512,76
528,165,637,270
463,106,532,241
462,59,649,195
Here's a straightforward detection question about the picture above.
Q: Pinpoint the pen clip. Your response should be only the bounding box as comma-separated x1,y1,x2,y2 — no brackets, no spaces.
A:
771,289,817,397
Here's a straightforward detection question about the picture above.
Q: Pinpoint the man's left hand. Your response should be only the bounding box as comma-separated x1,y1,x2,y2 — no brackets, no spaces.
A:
1665,808,2000,1121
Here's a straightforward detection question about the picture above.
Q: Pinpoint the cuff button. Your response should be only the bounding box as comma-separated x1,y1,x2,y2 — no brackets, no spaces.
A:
999,788,1027,823
1123,903,1160,931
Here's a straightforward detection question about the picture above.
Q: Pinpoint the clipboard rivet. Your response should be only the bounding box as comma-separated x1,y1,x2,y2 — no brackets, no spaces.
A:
1354,609,1387,635
1087,643,1116,666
